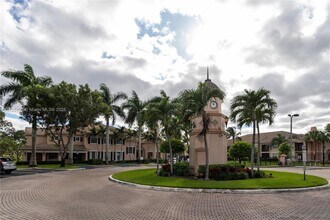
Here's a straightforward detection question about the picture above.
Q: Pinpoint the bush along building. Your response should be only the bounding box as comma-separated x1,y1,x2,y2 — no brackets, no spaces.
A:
21,126,164,163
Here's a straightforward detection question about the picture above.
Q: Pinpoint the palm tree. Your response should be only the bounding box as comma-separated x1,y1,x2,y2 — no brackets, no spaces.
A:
255,103,276,171
304,130,319,161
99,83,127,164
149,90,178,174
226,126,241,145
122,91,147,161
144,104,162,173
0,64,52,166
125,128,137,160
270,134,287,149
180,83,225,180
230,88,277,175
317,131,329,166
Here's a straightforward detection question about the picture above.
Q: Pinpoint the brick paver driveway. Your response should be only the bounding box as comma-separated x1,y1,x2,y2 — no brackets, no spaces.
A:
1,166,330,220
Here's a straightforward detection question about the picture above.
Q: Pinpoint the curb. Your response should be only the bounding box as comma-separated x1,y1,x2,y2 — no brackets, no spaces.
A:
108,175,330,194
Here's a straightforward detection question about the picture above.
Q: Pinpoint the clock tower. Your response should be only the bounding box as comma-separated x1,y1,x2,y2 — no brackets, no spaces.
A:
189,67,228,174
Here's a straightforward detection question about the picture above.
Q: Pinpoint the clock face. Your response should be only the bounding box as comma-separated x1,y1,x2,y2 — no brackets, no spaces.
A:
210,101,218,109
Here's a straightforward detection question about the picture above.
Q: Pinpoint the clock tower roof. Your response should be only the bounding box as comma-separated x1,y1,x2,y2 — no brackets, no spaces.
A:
204,67,220,90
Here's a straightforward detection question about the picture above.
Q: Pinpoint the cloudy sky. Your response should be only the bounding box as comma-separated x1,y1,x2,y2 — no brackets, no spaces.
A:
1,0,329,135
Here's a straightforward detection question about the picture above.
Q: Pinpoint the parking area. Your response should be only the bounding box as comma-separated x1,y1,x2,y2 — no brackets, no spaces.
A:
1,166,330,220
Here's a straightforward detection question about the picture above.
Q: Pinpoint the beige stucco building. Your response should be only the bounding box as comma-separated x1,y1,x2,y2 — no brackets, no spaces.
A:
228,130,330,163
21,127,163,163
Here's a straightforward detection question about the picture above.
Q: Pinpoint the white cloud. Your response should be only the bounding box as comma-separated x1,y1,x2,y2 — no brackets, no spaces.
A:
1,0,329,135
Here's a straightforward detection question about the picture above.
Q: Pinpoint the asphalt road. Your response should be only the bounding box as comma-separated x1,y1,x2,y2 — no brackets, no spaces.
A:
1,166,330,220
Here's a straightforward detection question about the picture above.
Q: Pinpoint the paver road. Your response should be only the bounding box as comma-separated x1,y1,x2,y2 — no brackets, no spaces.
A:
1,166,330,220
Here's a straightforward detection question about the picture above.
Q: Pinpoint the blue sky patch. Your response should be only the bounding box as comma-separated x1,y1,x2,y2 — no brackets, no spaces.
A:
136,9,200,60
8,0,30,24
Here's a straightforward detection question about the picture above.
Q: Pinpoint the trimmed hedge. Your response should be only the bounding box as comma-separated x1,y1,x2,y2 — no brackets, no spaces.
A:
198,164,252,180
173,163,190,176
158,162,190,177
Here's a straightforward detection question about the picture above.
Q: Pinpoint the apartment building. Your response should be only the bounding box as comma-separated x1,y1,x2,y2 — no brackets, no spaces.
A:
21,127,163,163
227,130,330,162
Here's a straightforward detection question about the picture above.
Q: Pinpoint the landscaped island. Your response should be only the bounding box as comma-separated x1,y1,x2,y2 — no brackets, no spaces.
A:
112,169,328,189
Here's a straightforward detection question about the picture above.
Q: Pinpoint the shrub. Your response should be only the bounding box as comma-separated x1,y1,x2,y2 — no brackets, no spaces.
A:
142,159,150,164
198,164,254,181
173,163,190,176
88,159,103,165
158,163,171,176
253,170,266,178
237,172,248,180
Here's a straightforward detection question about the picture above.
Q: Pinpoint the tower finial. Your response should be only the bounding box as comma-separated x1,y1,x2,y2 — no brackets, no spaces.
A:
207,66,209,80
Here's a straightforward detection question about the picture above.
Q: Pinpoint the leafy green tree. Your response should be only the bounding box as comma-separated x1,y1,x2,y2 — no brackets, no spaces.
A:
160,138,185,154
122,91,147,161
325,124,330,135
0,64,52,166
226,126,241,146
29,82,102,167
180,83,225,180
230,88,277,175
99,83,127,164
278,142,290,157
229,141,251,164
0,111,26,160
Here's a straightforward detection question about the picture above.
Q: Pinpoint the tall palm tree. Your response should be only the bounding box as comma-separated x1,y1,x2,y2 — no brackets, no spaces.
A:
180,83,225,180
230,88,277,175
122,91,147,161
144,104,162,173
255,103,276,171
99,83,127,164
317,131,329,166
304,130,319,161
0,64,52,166
226,126,241,145
149,90,178,174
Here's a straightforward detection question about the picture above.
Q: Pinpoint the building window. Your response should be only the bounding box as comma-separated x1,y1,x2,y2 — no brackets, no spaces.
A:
116,139,123,145
48,153,58,160
74,136,81,142
89,136,97,144
262,145,269,152
91,151,96,159
295,143,303,151
126,147,134,154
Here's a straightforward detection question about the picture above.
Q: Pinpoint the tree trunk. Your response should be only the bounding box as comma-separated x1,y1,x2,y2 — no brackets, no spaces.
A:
61,157,65,167
29,115,37,167
204,132,209,181
138,129,142,161
105,118,110,164
257,122,260,172
323,142,325,166
68,136,74,165
168,134,173,175
155,129,160,174
250,115,256,176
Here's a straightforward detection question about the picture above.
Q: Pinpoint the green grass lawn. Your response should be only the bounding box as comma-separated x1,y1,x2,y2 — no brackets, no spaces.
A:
17,164,83,170
112,169,328,189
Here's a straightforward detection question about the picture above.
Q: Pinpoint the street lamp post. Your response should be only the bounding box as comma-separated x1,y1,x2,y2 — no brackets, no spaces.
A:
288,114,299,161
